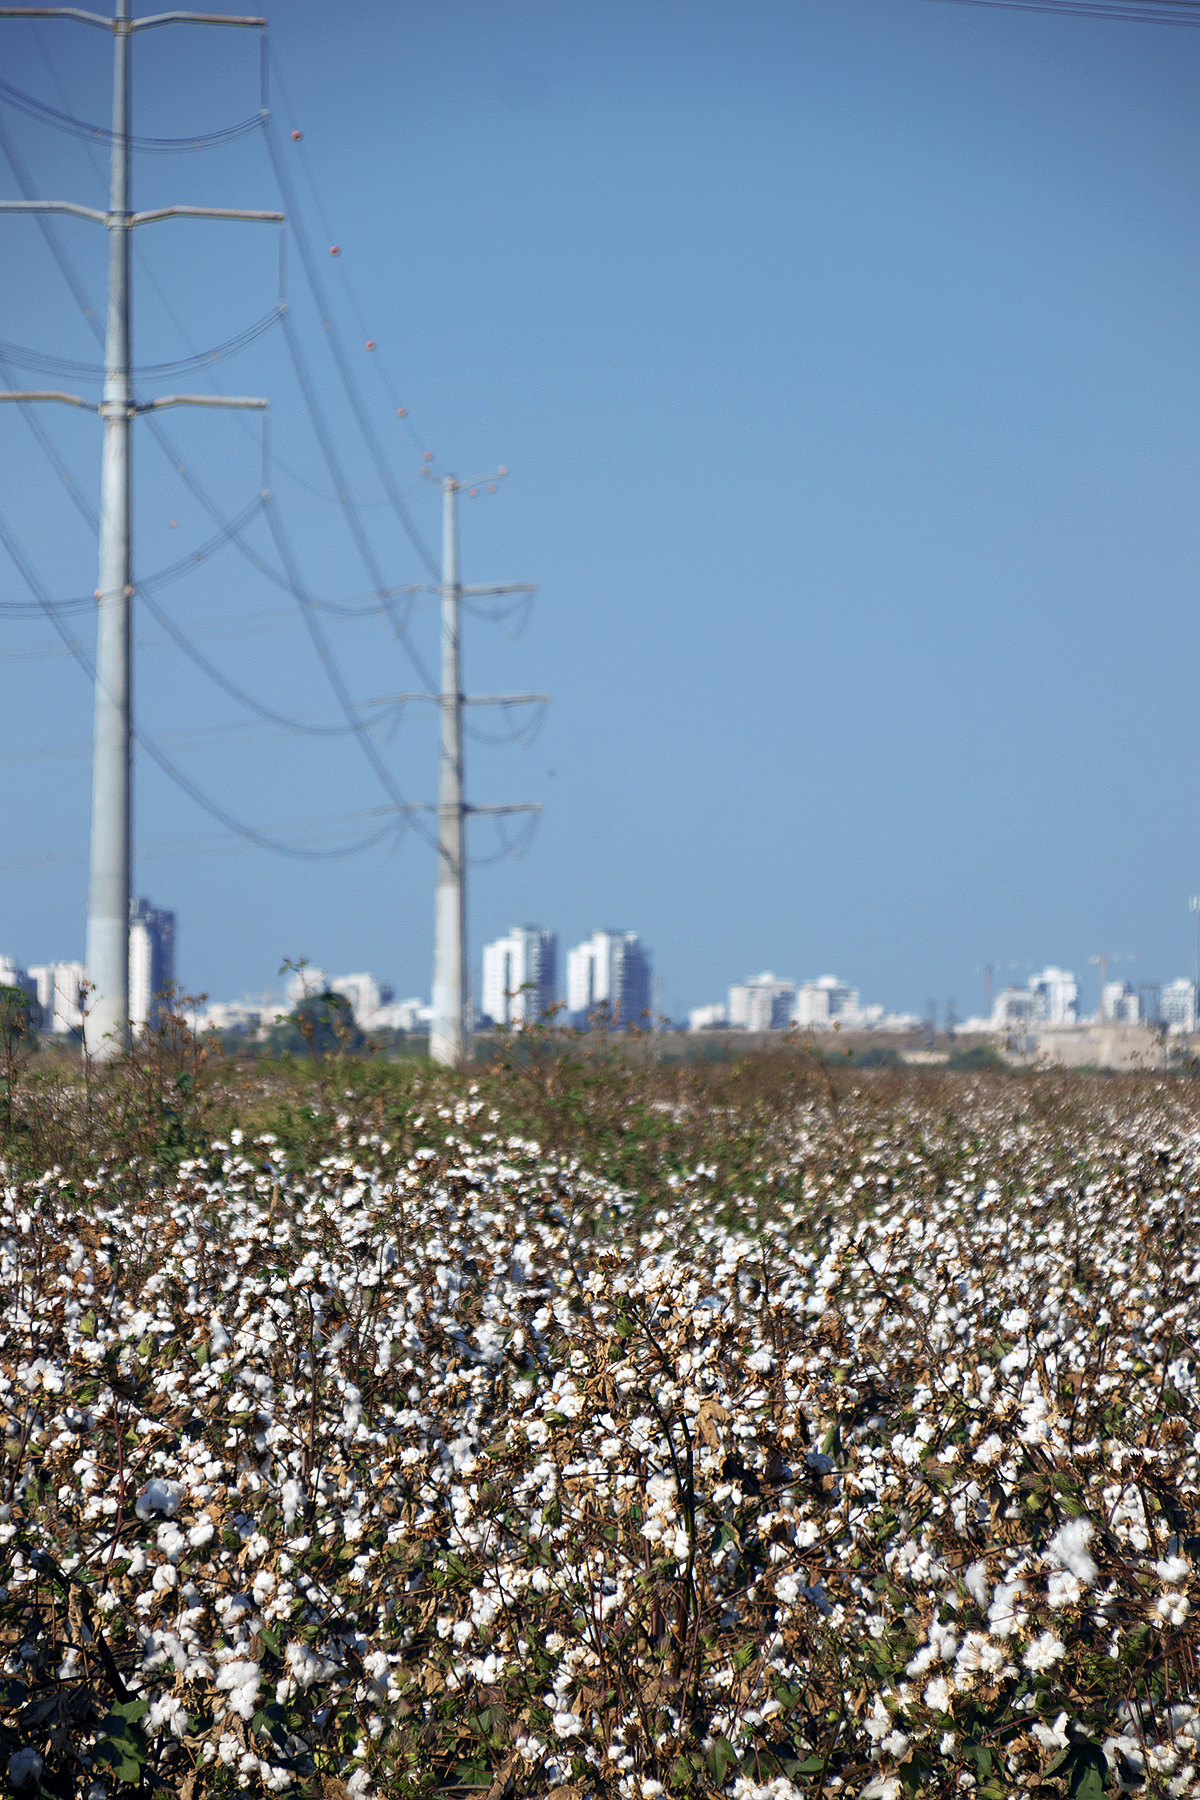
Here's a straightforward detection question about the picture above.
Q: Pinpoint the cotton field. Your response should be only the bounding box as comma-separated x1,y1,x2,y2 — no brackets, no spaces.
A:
0,1062,1198,1799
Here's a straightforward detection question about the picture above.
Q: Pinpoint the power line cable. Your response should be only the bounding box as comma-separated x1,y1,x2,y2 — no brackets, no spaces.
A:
260,111,439,579
267,48,427,457
275,300,436,689
0,306,285,383
0,500,401,860
261,488,439,849
0,75,265,152
918,0,1200,21
0,121,435,753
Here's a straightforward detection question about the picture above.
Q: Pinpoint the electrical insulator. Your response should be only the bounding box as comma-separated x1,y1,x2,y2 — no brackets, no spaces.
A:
487,483,496,493
396,407,407,417
468,487,478,497
365,339,375,350
422,451,433,461
329,245,339,256
168,519,178,528
497,464,508,475
291,130,302,141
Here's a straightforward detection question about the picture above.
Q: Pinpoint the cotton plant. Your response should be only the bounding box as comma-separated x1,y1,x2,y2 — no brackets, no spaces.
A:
0,1070,1196,1796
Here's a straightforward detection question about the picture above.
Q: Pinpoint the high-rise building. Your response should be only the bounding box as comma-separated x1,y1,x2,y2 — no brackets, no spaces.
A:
793,976,860,1028
1162,979,1197,1032
566,930,651,1029
1102,981,1140,1024
28,961,87,1035
1028,966,1078,1025
482,927,558,1028
129,898,176,1032
728,972,795,1032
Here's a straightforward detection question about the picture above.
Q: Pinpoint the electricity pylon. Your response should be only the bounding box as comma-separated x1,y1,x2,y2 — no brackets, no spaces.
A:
0,0,279,1057
383,469,544,1068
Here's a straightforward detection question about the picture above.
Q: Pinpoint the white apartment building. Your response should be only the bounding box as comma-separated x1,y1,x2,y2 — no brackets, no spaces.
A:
990,987,1036,1028
728,972,794,1032
1028,966,1078,1025
1162,979,1197,1033
129,898,176,1032
793,975,860,1028
28,961,87,1034
1102,981,1141,1025
689,1003,727,1032
566,930,651,1028
482,927,558,1028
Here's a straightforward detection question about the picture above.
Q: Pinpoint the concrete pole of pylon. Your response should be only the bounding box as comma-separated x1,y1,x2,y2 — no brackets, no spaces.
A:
85,0,133,1061
429,475,469,1067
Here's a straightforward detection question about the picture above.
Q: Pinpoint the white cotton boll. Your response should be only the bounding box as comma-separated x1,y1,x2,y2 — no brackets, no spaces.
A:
215,1659,261,1720
1047,1519,1098,1585
1157,1556,1190,1585
1047,1570,1085,1610
987,1579,1026,1638
964,1562,989,1610
284,1642,334,1688
145,1695,190,1740
210,1315,231,1356
134,1478,184,1521
156,1522,187,1563
924,1676,954,1713
1022,1632,1066,1673
188,1520,214,1550
280,1479,302,1526
8,1749,43,1787
671,1528,690,1563
972,1434,1004,1467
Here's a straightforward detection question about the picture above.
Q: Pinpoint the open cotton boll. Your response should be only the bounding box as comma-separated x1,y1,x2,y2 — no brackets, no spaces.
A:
214,1660,261,1720
1047,1519,1098,1585
134,1478,184,1522
7,1749,43,1787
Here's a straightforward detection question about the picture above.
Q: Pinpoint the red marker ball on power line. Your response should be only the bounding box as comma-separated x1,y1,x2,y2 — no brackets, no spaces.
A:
291,130,302,141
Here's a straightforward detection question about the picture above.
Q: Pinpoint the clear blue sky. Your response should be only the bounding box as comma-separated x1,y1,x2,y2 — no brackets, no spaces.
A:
2,0,1199,1023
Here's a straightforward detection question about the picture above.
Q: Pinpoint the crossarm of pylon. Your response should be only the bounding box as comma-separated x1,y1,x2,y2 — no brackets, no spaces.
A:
461,693,549,706
0,198,105,222
130,205,283,226
131,11,265,28
460,583,537,596
134,394,266,412
0,9,110,28
465,803,542,815
0,389,97,409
